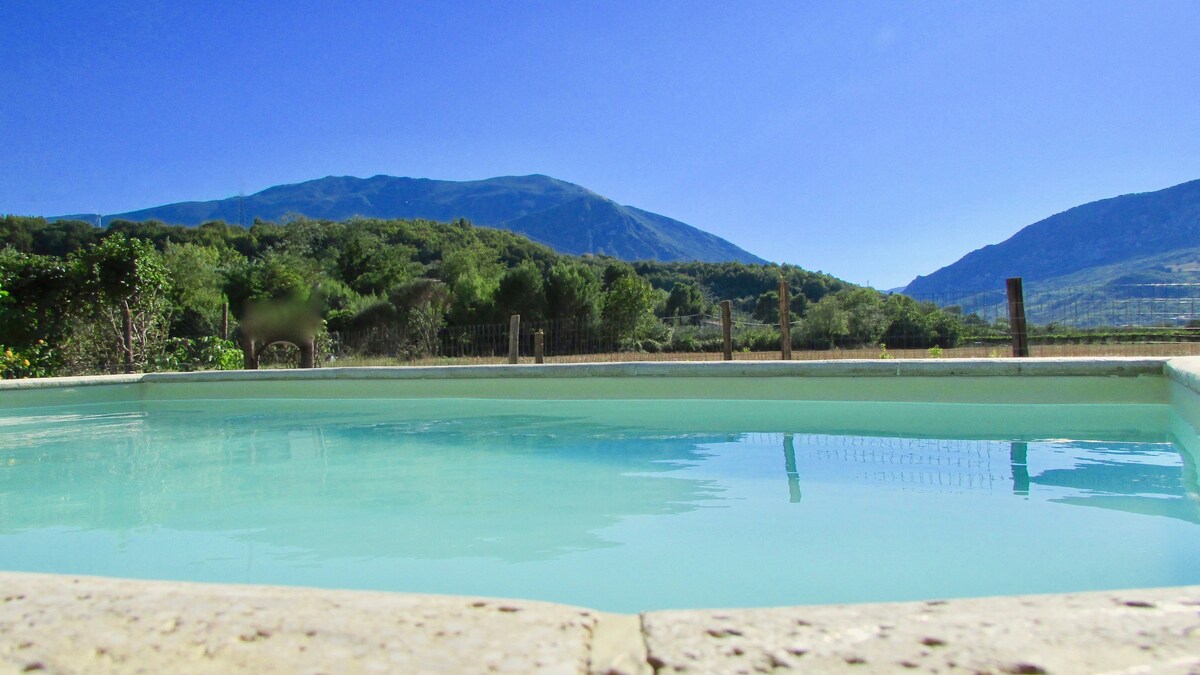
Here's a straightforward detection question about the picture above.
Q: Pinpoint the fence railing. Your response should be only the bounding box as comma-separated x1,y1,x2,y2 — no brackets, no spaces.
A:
316,280,1199,367
27,278,1200,375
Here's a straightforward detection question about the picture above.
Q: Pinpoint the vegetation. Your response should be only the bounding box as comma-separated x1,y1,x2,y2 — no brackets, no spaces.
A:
0,214,970,377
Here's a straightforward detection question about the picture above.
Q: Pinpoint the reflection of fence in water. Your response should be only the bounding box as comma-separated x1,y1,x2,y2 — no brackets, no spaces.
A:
741,432,1012,494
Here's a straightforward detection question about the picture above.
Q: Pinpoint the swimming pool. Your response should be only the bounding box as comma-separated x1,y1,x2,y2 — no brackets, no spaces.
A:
1,359,1198,613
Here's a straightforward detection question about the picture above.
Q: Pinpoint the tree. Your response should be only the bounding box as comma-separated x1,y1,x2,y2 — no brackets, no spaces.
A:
163,242,228,338
223,249,322,319
545,262,600,322
71,235,172,372
336,230,419,295
838,288,888,346
666,282,705,320
389,279,451,357
601,274,656,340
440,247,501,325
800,295,849,348
0,249,77,355
494,261,546,322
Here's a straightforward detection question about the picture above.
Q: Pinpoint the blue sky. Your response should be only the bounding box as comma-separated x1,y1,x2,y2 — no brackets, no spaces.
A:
3,1,1198,289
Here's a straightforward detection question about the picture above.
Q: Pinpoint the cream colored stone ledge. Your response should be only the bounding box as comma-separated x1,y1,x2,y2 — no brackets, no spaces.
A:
3,573,1199,675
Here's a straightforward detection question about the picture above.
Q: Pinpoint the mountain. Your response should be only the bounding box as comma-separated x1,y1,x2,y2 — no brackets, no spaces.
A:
56,174,766,264
904,179,1200,297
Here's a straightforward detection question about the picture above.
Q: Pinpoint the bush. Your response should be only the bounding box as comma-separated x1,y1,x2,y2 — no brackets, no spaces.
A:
1,340,56,379
149,337,243,372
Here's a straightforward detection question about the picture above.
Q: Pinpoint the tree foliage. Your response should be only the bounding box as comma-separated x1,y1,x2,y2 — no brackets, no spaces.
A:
0,213,968,373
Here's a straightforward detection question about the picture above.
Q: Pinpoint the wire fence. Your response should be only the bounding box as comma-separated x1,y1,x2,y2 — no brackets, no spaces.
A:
27,280,1200,375
904,283,1200,359
315,282,1200,367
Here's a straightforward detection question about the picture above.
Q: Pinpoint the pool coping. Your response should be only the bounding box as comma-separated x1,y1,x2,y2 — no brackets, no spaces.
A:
2,572,1197,674
3,356,1200,673
0,355,1188,391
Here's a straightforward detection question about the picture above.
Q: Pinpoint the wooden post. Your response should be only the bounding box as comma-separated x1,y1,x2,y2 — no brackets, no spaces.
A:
240,336,259,370
779,278,792,361
221,301,229,341
1006,277,1030,358
720,300,733,361
534,329,545,364
508,314,520,364
122,304,134,374
300,339,315,368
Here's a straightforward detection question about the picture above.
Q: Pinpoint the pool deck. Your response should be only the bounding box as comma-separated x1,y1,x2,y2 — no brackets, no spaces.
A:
2,573,1198,674
3,356,1200,673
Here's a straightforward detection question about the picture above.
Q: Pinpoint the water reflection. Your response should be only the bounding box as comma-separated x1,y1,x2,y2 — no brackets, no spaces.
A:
782,433,801,503
771,432,1199,524
1011,442,1030,495
0,404,731,563
1,398,1198,583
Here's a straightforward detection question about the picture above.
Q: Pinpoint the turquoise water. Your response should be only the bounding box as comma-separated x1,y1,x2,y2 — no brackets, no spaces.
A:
1,397,1198,612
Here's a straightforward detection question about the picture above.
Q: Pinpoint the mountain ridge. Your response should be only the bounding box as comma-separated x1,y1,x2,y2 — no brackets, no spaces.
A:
54,174,766,264
904,178,1200,296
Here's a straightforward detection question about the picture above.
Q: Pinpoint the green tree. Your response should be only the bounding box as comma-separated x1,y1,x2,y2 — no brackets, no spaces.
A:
337,230,419,295
801,295,849,348
838,288,888,346
440,247,501,325
389,279,451,357
223,249,322,319
666,282,706,320
0,250,77,356
493,261,546,322
163,242,228,338
71,235,172,371
544,262,600,322
601,274,656,340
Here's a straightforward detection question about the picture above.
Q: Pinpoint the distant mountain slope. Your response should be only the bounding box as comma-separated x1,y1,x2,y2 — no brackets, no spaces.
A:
904,178,1200,296
56,174,765,264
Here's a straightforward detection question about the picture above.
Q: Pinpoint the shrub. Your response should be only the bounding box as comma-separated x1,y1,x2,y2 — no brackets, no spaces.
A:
1,340,56,379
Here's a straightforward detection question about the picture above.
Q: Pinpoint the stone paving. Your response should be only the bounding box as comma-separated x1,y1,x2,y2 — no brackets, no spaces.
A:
642,587,1200,674
2,573,1199,674
0,573,596,674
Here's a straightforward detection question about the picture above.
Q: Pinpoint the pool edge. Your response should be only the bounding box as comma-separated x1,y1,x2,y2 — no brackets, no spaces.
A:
2,571,1197,673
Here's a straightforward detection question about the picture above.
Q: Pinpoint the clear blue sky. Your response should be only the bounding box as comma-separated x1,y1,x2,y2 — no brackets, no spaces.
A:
3,1,1198,289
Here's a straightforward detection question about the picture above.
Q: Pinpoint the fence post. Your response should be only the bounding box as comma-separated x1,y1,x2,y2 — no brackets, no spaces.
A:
1006,277,1030,358
779,278,792,360
534,329,545,364
508,314,520,364
122,304,134,374
720,300,733,361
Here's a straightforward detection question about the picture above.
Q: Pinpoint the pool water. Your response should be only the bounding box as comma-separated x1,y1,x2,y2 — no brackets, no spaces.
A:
1,397,1198,612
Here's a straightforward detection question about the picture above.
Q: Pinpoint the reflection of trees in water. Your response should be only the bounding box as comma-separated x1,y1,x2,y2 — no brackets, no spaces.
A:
0,408,730,562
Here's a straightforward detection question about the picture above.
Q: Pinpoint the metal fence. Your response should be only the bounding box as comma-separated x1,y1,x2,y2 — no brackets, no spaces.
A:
317,281,1200,367
27,279,1200,375
906,283,1200,359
